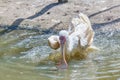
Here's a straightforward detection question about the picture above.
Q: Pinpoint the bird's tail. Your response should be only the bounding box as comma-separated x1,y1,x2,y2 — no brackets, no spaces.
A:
86,45,100,53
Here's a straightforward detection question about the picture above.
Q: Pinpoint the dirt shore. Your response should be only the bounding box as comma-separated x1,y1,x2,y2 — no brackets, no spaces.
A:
0,0,120,33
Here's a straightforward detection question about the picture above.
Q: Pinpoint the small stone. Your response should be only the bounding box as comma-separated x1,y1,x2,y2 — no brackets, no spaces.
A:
47,12,50,15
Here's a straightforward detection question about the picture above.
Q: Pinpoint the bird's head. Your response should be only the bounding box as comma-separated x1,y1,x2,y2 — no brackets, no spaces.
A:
59,30,69,44
57,30,69,69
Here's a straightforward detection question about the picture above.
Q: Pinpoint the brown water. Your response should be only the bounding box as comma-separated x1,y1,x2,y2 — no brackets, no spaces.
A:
0,28,120,80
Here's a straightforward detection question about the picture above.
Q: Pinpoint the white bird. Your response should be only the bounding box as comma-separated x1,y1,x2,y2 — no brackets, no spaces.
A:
48,13,98,69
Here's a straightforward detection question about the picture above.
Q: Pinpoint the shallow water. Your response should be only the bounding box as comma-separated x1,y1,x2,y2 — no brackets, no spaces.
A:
0,28,120,80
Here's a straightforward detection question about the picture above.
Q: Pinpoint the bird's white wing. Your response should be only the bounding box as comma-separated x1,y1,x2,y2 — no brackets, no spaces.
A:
48,35,60,50
68,32,79,51
70,13,94,48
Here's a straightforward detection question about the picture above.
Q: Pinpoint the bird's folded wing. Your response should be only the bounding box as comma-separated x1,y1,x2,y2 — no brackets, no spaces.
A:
48,35,60,50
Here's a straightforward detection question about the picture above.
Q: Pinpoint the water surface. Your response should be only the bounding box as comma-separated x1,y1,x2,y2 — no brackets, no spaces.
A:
0,28,120,80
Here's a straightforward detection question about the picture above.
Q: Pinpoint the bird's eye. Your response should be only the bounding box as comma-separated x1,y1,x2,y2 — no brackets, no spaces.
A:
59,36,65,41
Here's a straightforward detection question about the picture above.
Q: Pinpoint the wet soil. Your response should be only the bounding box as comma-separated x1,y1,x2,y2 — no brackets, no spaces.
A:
0,0,120,34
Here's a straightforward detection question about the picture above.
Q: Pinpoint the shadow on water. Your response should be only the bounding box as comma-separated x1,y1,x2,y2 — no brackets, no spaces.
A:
27,3,60,19
0,2,63,36
88,4,120,30
0,18,24,36
92,18,120,30
89,4,120,18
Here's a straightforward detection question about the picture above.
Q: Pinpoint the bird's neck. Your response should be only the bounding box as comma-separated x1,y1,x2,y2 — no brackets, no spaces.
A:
66,37,74,53
64,42,68,53
62,42,70,62
64,39,71,53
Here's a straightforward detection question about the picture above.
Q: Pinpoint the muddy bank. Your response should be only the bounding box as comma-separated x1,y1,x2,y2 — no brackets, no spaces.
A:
0,0,120,34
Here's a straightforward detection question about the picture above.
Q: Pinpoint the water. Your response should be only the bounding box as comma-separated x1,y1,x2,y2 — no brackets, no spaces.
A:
0,28,120,80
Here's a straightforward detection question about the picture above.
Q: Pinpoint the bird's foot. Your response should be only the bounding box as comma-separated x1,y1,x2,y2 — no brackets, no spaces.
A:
56,60,68,69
